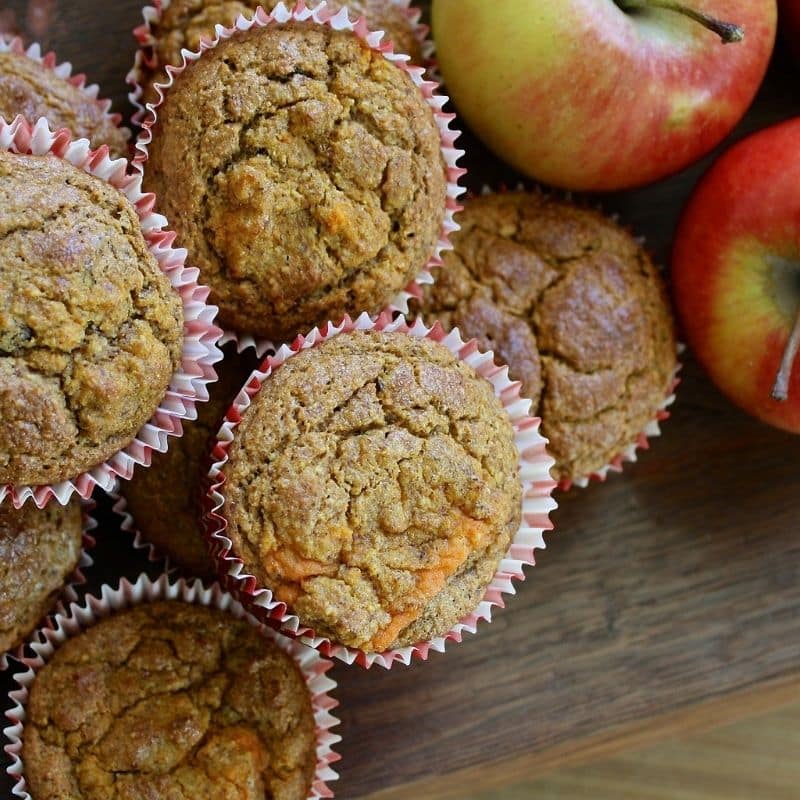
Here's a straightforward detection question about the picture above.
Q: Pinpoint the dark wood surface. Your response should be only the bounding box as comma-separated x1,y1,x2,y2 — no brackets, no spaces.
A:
2,2,800,798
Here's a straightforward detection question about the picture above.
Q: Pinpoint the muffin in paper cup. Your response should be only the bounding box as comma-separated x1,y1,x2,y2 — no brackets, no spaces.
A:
0,500,96,671
132,1,465,329
203,311,558,669
0,116,223,509
127,0,433,127
3,572,341,799
0,36,130,156
109,491,178,573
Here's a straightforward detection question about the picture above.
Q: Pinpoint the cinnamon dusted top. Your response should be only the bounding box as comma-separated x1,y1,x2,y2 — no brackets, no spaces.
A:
222,330,522,652
0,500,83,654
415,191,677,481
0,151,184,486
143,21,446,341
0,52,128,156
23,601,316,800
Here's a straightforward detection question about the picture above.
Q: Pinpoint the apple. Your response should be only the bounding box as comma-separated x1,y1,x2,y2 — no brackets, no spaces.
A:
432,0,776,192
778,0,800,60
672,117,800,433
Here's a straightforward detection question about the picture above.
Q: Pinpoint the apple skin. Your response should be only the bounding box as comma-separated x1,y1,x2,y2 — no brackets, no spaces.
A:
778,0,800,60
672,118,800,433
432,0,776,192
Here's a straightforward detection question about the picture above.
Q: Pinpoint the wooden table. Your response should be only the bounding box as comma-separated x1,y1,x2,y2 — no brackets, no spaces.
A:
2,2,800,798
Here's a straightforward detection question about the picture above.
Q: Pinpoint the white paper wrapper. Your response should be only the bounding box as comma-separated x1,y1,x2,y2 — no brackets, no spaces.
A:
131,1,465,323
204,311,558,669
127,0,433,127
0,36,131,149
109,491,178,572
3,573,341,799
0,116,224,509
0,501,96,671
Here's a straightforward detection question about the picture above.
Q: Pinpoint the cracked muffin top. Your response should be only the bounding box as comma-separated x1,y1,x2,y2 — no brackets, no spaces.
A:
221,330,522,652
0,500,83,654
138,0,424,106
0,151,184,487
23,601,316,800
414,191,677,482
123,345,259,576
0,52,128,157
143,21,446,341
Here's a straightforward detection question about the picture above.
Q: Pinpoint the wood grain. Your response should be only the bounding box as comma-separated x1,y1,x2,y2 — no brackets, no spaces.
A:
1,2,800,798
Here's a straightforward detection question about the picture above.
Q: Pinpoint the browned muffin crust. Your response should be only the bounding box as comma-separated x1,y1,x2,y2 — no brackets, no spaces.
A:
23,601,317,800
222,330,521,652
415,192,677,482
143,21,446,341
139,0,423,106
0,151,184,486
0,500,83,654
123,345,260,576
0,52,128,157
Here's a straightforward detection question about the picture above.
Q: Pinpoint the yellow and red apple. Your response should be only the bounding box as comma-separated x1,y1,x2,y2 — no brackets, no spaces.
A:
432,0,777,192
673,118,800,432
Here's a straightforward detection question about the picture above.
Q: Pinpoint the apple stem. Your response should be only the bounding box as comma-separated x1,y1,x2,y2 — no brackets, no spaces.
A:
772,304,800,402
616,0,744,43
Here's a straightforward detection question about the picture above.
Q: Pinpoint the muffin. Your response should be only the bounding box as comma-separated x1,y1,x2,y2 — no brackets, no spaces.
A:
137,0,424,106
414,191,678,483
0,150,184,487
143,20,447,341
0,500,83,655
219,330,522,652
22,601,317,800
123,345,260,576
0,47,128,156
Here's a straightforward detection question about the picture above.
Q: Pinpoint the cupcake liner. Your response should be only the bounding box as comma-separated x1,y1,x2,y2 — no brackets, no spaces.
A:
0,36,131,147
127,0,433,128
203,311,558,669
218,329,275,360
3,572,341,799
131,1,465,319
109,491,178,572
0,501,97,671
0,116,223,509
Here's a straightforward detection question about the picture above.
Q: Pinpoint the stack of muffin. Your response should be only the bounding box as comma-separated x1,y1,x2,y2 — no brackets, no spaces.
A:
0,2,678,798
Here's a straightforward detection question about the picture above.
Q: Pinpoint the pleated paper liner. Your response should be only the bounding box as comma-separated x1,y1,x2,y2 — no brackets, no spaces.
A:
204,311,558,669
0,36,130,149
127,0,433,127
0,117,223,509
131,1,465,320
3,573,341,799
109,491,178,573
0,500,96,671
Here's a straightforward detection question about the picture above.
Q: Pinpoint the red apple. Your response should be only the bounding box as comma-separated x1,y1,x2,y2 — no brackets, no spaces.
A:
779,0,800,60
672,117,800,433
432,0,776,192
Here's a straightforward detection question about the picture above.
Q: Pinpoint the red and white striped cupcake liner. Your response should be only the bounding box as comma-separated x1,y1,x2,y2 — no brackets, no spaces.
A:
204,311,558,669
0,117,223,509
3,573,341,799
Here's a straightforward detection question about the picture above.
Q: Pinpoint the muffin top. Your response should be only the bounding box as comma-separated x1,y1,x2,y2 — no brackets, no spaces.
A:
0,51,128,157
222,330,522,652
144,21,446,341
140,0,423,105
0,151,184,487
23,601,316,800
0,500,82,654
416,192,677,482
123,345,259,576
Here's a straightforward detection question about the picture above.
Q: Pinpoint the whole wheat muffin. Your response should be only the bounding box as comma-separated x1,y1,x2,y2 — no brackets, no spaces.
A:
23,601,317,800
143,21,446,341
0,500,83,655
0,51,128,156
138,0,424,105
123,345,259,576
0,151,184,487
414,192,677,482
220,330,522,652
